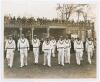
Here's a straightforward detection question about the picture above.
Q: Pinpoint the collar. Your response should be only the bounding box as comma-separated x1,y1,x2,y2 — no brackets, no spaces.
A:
52,40,55,43
45,41,50,45
33,39,37,43
65,39,70,44
59,40,64,44
76,40,81,44
20,38,25,43
88,41,92,45
8,40,13,44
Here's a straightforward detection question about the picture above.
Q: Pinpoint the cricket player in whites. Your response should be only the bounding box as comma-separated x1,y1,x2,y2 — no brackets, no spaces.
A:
5,35,16,68
64,35,71,64
50,37,56,57
42,37,52,67
57,36,65,66
32,35,40,64
86,38,94,64
74,37,84,65
17,34,29,67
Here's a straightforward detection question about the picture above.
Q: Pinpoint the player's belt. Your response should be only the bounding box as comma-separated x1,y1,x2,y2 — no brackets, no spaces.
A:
76,48,83,49
64,46,70,48
6,48,15,49
57,47,64,49
33,47,39,48
44,49,51,50
18,47,29,49
88,47,93,48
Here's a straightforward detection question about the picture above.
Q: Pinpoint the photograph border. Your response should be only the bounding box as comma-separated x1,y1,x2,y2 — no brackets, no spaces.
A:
0,0,100,82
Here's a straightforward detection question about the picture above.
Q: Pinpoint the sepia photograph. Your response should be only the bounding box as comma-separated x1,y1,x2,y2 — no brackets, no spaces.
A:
3,0,97,79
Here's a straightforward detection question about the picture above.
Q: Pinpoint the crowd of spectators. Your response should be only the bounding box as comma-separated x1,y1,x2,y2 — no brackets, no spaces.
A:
4,16,94,27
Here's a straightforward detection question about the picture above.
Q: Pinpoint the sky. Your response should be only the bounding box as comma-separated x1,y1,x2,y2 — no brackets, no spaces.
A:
2,0,96,21
3,0,58,19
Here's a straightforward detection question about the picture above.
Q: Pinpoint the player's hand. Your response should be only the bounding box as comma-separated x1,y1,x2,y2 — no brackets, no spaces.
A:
74,50,76,52
5,49,7,51
27,48,30,51
18,49,20,52
28,50,30,53
42,50,44,53
13,50,15,53
5,49,7,52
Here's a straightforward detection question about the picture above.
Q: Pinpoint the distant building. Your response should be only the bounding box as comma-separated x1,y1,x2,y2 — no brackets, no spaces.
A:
4,18,95,42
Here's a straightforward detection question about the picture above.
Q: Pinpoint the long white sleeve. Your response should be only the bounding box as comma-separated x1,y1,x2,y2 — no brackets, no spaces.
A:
81,41,84,50
13,40,16,50
57,41,59,49
26,39,29,50
17,39,20,51
69,41,71,48
92,42,94,50
85,41,88,50
74,41,76,50
38,39,40,46
5,40,8,50
42,42,45,51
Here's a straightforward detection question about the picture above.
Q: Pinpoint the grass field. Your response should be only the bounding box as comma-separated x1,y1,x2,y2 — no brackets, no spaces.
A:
4,51,96,79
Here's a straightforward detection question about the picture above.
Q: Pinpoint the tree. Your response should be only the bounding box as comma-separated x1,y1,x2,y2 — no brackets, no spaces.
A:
56,4,88,22
82,12,87,22
76,9,83,23
56,4,78,21
81,5,89,22
64,4,77,21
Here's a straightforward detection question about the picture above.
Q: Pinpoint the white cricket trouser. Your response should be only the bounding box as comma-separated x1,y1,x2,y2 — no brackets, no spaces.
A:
6,49,14,68
43,50,51,67
87,48,93,64
33,48,39,63
64,48,70,64
58,48,64,66
80,51,83,60
20,49,28,67
52,46,56,57
75,49,83,65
